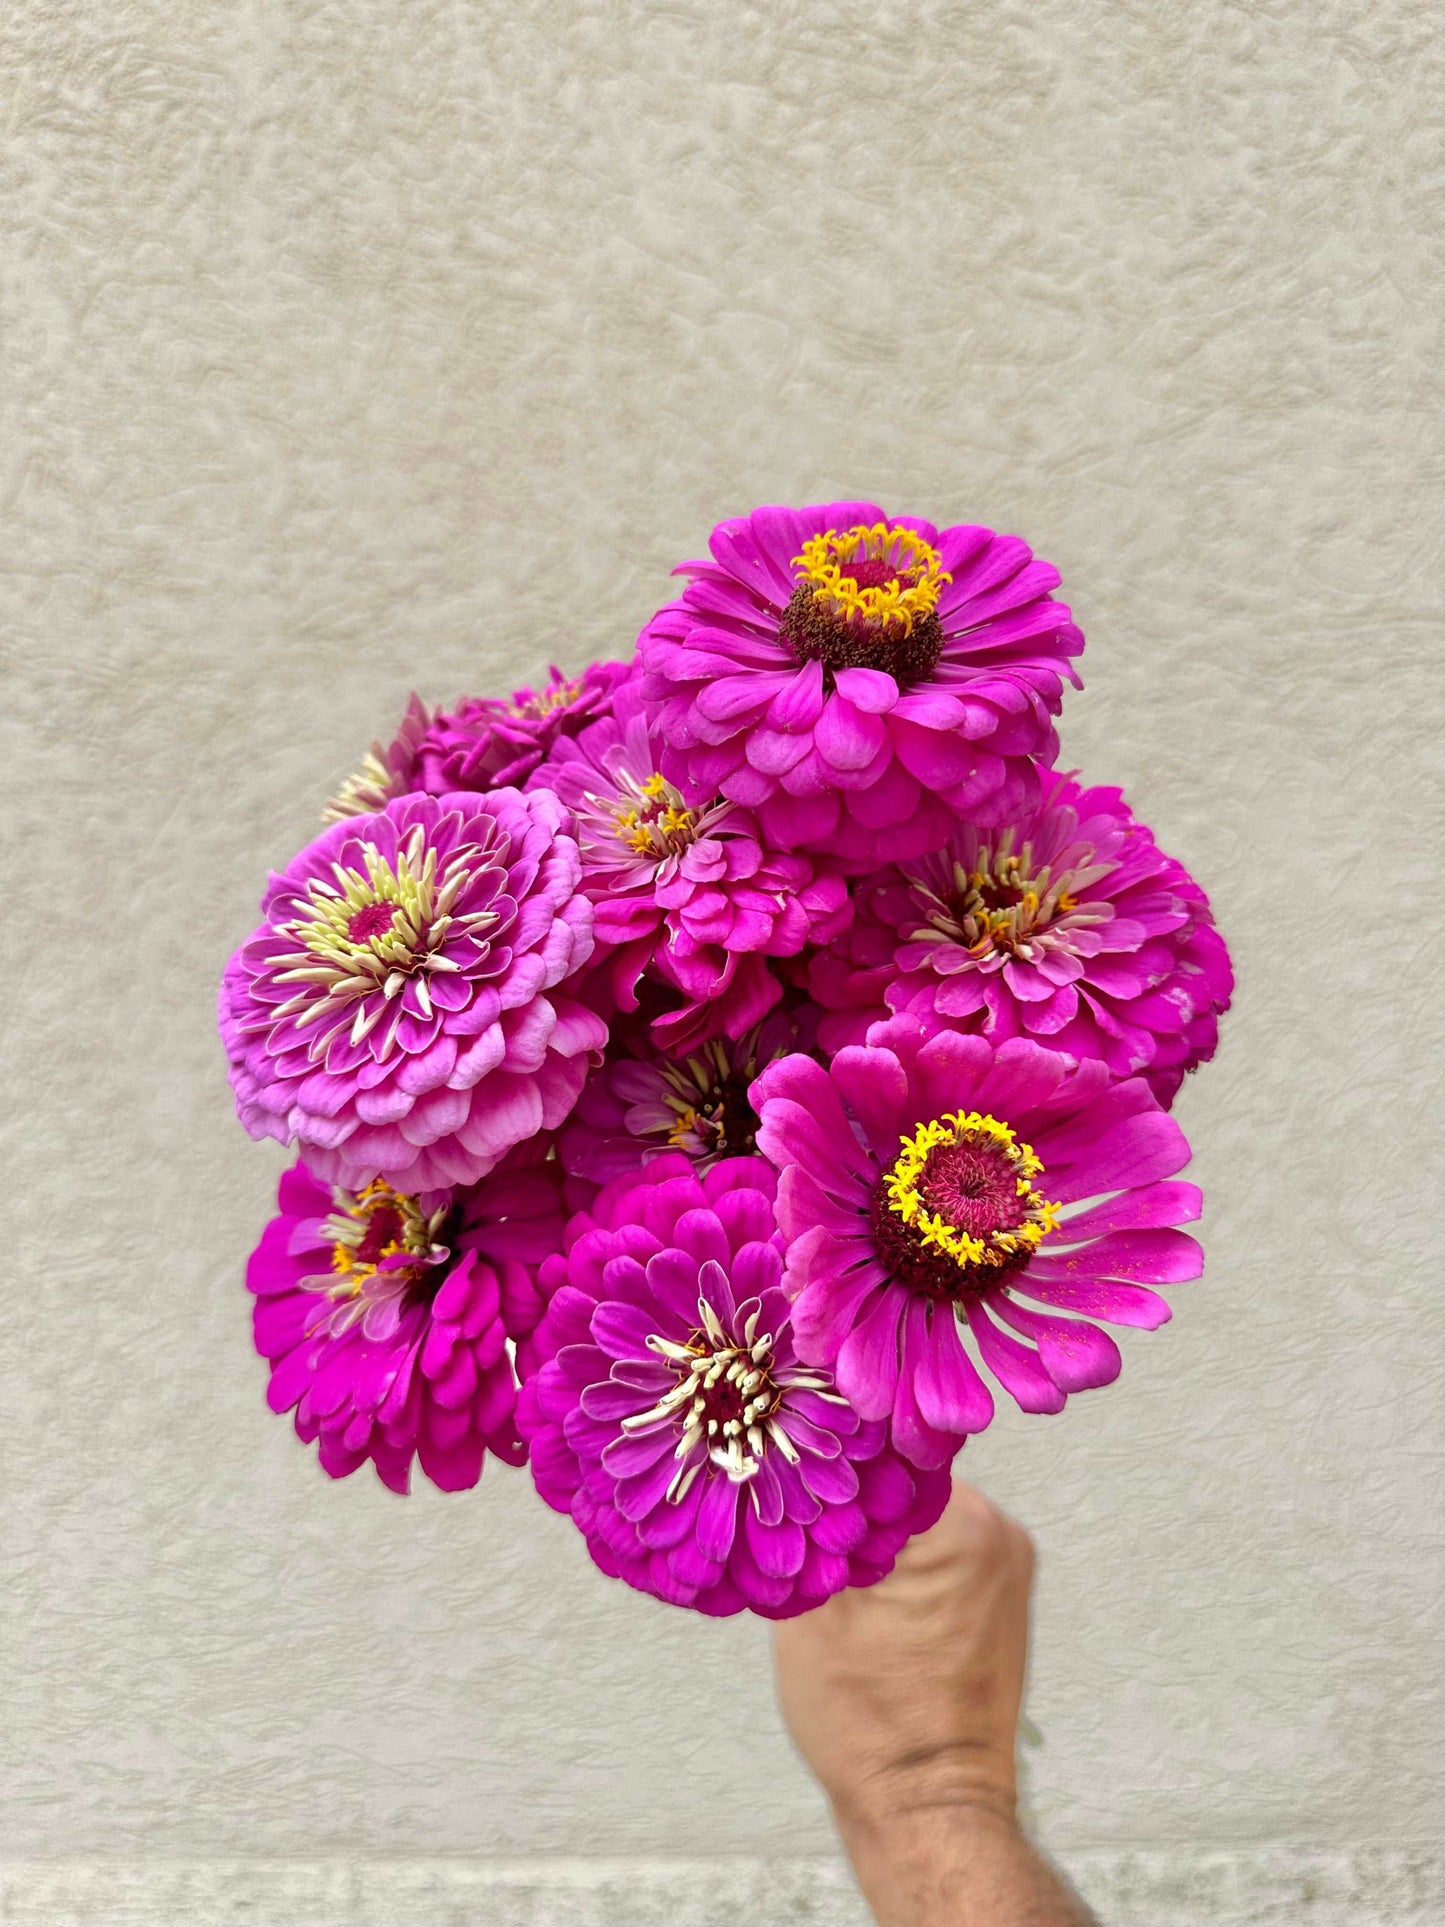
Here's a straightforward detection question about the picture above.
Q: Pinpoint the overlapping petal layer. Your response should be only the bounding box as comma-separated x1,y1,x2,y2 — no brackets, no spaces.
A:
221,789,606,1191
639,502,1083,863
517,1155,952,1616
529,673,849,1047
558,1002,820,1183
247,1146,566,1493
809,773,1233,1101
753,1018,1202,1467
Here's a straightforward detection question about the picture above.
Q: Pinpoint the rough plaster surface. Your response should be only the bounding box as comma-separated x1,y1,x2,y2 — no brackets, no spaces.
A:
2,0,1442,1914
2,1852,1442,1927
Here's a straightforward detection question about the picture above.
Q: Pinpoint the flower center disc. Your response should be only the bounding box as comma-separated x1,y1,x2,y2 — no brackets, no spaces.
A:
623,1299,787,1492
667,1071,761,1159
274,824,500,1033
872,1111,1059,1302
780,522,950,686
910,847,1090,961
346,900,402,944
614,770,698,859
516,677,580,721
317,1179,448,1315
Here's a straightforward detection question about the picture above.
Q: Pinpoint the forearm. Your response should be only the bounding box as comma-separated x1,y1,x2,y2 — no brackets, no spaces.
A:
837,1805,1097,1927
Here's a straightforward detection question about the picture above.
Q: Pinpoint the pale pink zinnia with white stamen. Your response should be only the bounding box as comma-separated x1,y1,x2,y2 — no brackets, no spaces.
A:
220,789,605,1192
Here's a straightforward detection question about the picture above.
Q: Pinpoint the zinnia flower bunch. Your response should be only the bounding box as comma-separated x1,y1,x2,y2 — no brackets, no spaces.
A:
221,499,1231,1617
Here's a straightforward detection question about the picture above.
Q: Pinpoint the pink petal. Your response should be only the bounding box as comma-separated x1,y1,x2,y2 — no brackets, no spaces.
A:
964,1299,1065,1414
909,1028,994,1124
845,757,922,829
990,1297,1122,1392
833,666,899,712
1052,1182,1204,1241
912,1301,995,1435
757,789,840,848
836,1287,905,1419
1049,1112,1192,1203
888,1360,958,1470
695,1470,740,1563
789,1266,885,1366
765,657,827,732
747,1503,816,1580
890,717,980,788
827,1046,910,1159
1015,1273,1172,1330
972,1037,1072,1118
815,694,887,771
1050,1228,1203,1282
746,726,814,775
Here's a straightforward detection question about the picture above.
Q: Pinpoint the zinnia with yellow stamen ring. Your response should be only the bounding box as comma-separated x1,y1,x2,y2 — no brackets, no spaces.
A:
639,500,1082,864
323,662,634,817
558,1001,820,1184
528,673,849,1054
753,1016,1205,1468
219,494,1232,1612
246,1141,565,1493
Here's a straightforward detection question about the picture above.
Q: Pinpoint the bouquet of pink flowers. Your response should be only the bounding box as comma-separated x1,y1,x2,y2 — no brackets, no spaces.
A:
221,502,1232,1617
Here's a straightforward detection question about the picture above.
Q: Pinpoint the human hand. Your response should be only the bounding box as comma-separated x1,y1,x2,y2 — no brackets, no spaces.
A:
773,1481,1091,1927
774,1479,1031,1832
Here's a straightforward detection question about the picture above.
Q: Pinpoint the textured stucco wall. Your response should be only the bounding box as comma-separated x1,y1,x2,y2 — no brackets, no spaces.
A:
4,0,1442,1907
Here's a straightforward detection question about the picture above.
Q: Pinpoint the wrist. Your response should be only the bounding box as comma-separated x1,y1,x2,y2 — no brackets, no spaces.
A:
833,1761,1019,1858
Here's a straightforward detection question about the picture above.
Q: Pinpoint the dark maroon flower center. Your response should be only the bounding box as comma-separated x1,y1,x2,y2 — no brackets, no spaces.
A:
779,581,945,687
779,522,949,689
695,1075,761,1156
838,555,914,593
321,1180,455,1323
696,1373,749,1429
909,850,1089,960
870,1187,1031,1302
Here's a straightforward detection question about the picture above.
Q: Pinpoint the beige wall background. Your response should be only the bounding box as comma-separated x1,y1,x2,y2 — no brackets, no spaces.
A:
4,1,1442,1922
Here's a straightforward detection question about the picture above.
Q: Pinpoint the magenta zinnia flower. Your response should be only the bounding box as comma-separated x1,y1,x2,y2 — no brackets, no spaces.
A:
753,1019,1203,1469
412,660,634,795
517,1155,952,1617
247,1146,566,1492
557,1002,821,1184
809,774,1233,1103
639,503,1083,862
529,674,848,1040
220,788,605,1192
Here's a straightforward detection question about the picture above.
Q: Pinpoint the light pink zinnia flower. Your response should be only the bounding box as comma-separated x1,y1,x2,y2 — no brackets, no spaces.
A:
517,1155,952,1617
809,774,1233,1104
529,673,848,1042
639,503,1082,863
247,1145,565,1492
753,1019,1203,1469
221,789,605,1192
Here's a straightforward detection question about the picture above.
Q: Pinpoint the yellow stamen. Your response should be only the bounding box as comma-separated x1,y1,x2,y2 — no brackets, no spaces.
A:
792,523,951,634
884,1111,1058,1272
613,770,698,859
322,1179,437,1291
